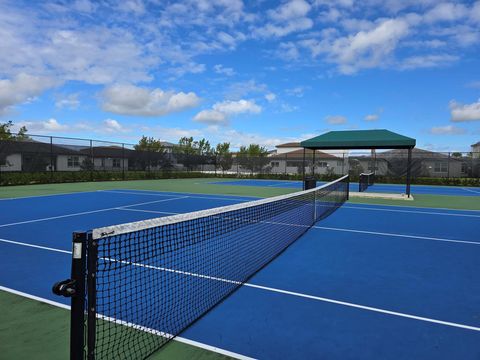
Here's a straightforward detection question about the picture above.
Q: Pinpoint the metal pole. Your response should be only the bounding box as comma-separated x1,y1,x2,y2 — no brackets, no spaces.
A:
406,148,412,197
342,152,345,174
50,136,54,182
90,140,93,182
447,152,450,179
122,143,125,180
87,233,97,360
70,232,87,360
302,148,306,190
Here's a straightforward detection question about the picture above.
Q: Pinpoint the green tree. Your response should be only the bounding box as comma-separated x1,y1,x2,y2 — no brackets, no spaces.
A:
237,144,270,174
176,137,214,171
133,136,171,170
0,121,28,140
451,152,462,158
215,142,233,173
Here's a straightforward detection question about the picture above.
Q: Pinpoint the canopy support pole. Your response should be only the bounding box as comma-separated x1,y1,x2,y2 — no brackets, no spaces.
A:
406,147,412,198
302,148,306,190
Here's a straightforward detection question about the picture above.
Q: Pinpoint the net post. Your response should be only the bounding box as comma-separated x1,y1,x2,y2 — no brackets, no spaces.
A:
87,233,97,360
71,231,87,360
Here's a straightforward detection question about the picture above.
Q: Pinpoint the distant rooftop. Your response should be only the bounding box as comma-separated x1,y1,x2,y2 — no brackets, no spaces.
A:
276,142,301,148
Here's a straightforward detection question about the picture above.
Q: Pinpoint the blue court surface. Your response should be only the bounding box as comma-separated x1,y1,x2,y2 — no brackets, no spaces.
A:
1,189,479,359
210,179,480,196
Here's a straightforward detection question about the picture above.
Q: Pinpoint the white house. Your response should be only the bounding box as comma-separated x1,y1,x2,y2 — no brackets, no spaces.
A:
472,141,480,158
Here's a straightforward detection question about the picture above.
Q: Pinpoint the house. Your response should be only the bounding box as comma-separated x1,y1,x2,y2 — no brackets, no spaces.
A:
268,149,343,175
275,142,302,154
472,142,480,158
376,148,468,178
0,139,82,172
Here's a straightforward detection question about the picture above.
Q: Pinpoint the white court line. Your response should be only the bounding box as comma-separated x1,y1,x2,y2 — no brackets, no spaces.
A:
0,190,101,201
462,187,480,195
2,238,479,333
0,285,253,360
313,226,480,246
101,189,254,202
342,205,480,218
116,207,480,247
0,196,189,228
346,202,480,213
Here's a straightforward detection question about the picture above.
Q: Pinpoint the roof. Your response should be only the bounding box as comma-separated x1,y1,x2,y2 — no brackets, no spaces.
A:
377,148,464,161
270,149,338,159
472,141,480,147
276,142,301,148
300,129,416,150
0,139,80,155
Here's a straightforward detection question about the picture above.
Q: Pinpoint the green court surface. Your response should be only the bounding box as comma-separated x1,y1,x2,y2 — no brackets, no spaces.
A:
2,177,479,360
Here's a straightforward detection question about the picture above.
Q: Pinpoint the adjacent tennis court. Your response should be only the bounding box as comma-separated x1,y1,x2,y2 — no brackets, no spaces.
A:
1,181,479,359
209,179,480,196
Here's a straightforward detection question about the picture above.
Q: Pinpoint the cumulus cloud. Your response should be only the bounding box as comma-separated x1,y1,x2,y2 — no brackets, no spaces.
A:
103,119,127,133
429,125,466,135
17,118,69,132
424,3,468,23
193,99,262,125
450,99,480,122
0,73,58,115
101,84,200,116
326,115,347,124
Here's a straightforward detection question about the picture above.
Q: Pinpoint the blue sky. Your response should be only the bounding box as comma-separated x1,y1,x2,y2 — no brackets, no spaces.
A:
1,0,480,151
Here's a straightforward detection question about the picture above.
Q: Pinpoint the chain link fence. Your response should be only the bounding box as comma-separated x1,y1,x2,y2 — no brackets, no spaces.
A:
1,134,479,186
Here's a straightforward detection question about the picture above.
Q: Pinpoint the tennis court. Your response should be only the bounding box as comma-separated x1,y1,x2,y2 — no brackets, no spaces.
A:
1,181,479,359
210,179,480,196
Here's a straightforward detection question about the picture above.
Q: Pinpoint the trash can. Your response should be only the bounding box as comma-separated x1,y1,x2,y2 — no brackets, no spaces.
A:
304,177,317,190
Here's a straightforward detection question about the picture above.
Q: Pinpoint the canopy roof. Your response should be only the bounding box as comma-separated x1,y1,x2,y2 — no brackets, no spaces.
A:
300,129,416,150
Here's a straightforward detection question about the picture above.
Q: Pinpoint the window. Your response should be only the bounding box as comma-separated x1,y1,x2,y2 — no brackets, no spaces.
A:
337,161,343,166
286,161,302,167
112,158,121,168
67,156,80,168
433,161,447,173
461,162,468,173
318,162,328,168
271,161,280,167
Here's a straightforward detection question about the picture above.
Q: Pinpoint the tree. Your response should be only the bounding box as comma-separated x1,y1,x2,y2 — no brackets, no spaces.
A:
451,152,462,158
133,136,171,170
215,142,233,174
0,121,28,140
237,144,270,174
175,137,214,171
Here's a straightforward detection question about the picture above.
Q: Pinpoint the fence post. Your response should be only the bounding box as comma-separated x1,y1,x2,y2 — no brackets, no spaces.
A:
122,143,125,180
89,140,93,182
50,136,54,182
342,153,345,174
447,152,451,179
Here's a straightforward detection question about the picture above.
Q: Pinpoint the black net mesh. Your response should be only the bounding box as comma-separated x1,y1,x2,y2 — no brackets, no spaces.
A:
359,172,375,192
84,175,349,360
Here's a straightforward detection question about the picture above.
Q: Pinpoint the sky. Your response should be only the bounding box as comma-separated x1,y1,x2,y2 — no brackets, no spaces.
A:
1,0,480,152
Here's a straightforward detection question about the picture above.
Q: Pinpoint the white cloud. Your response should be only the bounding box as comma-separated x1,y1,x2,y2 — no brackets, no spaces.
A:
103,119,127,133
330,18,410,74
55,93,80,109
450,99,480,122
326,115,347,124
101,84,200,116
255,0,313,38
193,99,262,125
0,73,58,115
400,54,458,69
286,86,306,97
364,114,379,121
193,110,228,125
265,93,276,102
17,118,68,132
214,99,261,114
213,64,235,76
429,125,466,135
424,3,468,23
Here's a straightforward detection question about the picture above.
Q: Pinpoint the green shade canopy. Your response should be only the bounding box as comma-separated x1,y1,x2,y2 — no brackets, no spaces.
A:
300,129,416,150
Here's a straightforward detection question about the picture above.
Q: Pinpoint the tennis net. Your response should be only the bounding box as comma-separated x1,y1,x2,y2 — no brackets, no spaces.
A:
53,174,349,360
359,172,374,192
